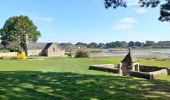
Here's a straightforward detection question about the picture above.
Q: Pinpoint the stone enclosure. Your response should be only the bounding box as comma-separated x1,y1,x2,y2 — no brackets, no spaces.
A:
89,64,119,73
89,47,170,79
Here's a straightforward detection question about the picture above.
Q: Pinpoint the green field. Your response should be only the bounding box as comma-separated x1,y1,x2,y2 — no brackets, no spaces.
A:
0,57,169,100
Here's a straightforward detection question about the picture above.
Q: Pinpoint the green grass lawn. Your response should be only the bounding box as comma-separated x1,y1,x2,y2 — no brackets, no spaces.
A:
0,57,169,100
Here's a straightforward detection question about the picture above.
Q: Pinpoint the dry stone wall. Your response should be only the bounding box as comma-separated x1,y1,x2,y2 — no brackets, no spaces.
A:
139,65,170,75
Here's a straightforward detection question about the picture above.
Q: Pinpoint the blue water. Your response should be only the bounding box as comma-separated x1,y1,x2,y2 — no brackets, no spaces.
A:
90,49,170,57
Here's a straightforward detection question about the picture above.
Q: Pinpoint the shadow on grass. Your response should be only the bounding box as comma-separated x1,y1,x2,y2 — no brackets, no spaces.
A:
0,71,169,100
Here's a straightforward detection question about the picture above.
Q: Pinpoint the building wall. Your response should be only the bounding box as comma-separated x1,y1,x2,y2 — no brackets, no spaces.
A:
27,49,42,56
47,44,65,57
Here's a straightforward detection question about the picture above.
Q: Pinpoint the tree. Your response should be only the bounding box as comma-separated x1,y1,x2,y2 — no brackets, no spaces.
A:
87,42,99,48
6,41,21,52
106,42,116,48
156,41,170,47
59,43,76,52
128,41,135,47
98,43,105,48
135,41,142,47
115,41,128,48
0,15,41,53
145,41,156,47
75,42,88,47
104,0,170,22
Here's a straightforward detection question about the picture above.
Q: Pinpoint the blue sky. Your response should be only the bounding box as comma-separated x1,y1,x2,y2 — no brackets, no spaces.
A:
0,0,170,43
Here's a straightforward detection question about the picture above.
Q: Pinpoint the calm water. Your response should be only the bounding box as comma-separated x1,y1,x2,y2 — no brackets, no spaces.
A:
90,49,170,57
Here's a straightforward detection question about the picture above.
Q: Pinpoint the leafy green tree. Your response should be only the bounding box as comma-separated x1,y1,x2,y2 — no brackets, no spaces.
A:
98,43,105,48
104,0,170,22
6,41,21,52
145,41,156,47
87,42,99,48
128,41,135,47
135,41,142,47
157,41,170,47
0,15,41,53
75,42,88,47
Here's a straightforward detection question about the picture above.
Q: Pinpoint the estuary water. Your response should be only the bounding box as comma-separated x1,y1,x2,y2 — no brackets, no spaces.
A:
90,49,170,57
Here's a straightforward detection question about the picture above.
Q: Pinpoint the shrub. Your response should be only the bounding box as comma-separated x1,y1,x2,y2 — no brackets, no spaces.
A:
17,52,27,59
65,50,76,58
75,49,90,58
0,49,9,53
0,57,4,59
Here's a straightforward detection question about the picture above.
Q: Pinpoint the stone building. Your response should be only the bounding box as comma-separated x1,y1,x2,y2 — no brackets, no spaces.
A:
119,47,140,76
26,42,65,57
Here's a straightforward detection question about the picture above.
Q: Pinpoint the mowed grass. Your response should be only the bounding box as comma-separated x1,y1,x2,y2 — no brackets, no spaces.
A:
0,57,169,100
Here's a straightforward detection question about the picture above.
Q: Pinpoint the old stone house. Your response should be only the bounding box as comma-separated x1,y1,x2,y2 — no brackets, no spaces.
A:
26,42,65,57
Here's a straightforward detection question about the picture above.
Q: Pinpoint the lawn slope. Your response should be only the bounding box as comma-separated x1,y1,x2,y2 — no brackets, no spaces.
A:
0,57,169,100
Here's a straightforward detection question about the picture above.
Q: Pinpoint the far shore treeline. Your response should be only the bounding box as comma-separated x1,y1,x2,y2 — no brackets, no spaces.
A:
60,41,170,49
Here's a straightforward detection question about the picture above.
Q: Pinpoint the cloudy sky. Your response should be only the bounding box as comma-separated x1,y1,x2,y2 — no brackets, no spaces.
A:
0,0,169,43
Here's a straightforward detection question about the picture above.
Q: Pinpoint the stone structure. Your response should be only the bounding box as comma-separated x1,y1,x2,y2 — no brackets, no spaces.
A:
119,47,140,76
89,64,119,73
26,42,65,57
89,47,169,79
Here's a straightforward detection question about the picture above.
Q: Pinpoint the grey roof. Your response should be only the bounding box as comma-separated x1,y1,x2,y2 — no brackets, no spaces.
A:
27,42,61,50
44,43,53,49
122,47,138,63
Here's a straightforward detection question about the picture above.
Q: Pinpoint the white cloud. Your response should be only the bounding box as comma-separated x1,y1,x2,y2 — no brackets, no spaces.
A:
112,24,133,30
136,8,147,14
31,16,54,22
112,17,137,30
120,18,137,24
17,11,54,22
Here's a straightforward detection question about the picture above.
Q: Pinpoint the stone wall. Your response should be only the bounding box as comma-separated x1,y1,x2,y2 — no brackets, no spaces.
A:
139,65,170,75
129,71,152,79
89,64,119,73
129,69,168,79
150,69,168,79
27,50,42,56
89,64,170,79
0,52,17,58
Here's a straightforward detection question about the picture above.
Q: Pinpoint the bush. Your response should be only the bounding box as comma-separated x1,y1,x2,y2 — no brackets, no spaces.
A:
65,50,76,58
75,50,90,58
17,52,27,59
0,49,9,53
0,57,4,60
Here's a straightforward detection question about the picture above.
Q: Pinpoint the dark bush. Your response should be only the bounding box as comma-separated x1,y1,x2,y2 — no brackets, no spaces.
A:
75,49,90,58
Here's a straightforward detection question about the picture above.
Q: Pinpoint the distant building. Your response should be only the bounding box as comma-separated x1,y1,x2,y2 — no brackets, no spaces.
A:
27,42,65,57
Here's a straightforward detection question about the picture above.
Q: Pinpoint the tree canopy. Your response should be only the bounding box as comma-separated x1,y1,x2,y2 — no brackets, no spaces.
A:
104,0,170,22
0,15,41,52
71,40,170,48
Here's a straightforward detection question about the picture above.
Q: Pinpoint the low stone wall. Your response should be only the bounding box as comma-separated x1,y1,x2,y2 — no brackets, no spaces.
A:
89,64,169,79
150,69,168,79
139,65,170,75
27,50,42,56
129,71,152,79
89,64,119,73
0,52,17,58
129,69,168,79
